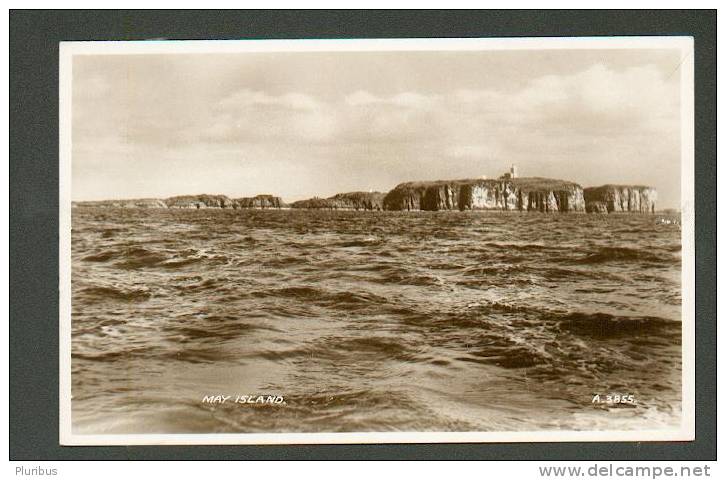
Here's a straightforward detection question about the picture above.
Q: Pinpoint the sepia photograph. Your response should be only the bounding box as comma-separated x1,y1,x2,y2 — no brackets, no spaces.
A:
59,37,695,445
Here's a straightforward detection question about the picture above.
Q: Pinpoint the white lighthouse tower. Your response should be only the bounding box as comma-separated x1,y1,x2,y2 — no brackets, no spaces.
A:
500,164,518,180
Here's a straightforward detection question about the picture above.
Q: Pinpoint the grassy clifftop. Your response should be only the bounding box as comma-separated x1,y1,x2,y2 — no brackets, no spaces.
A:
395,177,579,191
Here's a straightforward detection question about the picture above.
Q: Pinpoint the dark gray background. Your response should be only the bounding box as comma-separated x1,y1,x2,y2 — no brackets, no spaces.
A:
9,9,716,460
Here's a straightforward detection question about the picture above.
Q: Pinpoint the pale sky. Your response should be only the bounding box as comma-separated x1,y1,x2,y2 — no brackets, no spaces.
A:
72,48,683,208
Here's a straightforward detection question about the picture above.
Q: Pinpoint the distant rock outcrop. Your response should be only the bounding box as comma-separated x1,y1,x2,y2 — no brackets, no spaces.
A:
74,194,285,210
72,198,168,209
583,185,657,213
289,197,331,209
291,192,385,211
165,194,235,209
236,195,286,209
382,177,586,212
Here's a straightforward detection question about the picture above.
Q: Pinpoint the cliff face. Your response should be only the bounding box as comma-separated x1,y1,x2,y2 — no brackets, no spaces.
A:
165,194,235,209
292,192,385,211
236,195,286,209
584,185,657,213
328,192,385,210
290,197,330,209
383,177,586,212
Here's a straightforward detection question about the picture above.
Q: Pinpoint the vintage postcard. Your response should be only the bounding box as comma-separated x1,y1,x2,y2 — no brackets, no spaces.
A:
59,37,695,445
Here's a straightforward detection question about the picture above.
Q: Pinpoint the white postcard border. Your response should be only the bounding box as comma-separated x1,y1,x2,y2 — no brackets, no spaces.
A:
58,36,695,446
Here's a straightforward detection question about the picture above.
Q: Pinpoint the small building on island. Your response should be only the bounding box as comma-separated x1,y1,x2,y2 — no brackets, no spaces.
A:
499,164,518,180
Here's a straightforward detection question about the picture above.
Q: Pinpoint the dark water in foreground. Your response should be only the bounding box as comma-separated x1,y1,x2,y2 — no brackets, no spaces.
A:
71,208,682,434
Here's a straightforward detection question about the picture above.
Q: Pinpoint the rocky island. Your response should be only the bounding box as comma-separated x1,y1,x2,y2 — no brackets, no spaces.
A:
74,194,288,210
291,192,385,211
237,194,287,209
73,166,658,214
382,177,586,212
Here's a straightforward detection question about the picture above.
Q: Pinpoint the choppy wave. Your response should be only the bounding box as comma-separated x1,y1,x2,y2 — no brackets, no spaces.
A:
575,246,680,265
78,285,152,302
